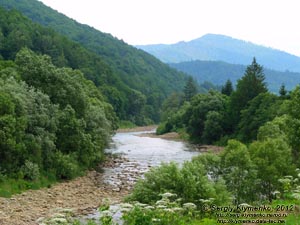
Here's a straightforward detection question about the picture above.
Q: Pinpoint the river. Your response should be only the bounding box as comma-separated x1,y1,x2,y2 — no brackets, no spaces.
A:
84,129,200,224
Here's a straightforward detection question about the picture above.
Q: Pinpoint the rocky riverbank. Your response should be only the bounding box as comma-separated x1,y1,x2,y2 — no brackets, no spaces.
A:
0,127,204,225
0,157,131,225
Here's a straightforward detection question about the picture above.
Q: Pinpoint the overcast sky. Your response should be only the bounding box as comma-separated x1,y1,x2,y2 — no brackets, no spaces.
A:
39,0,300,56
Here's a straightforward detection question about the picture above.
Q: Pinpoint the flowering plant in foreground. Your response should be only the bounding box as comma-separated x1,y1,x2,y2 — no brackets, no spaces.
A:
121,192,206,225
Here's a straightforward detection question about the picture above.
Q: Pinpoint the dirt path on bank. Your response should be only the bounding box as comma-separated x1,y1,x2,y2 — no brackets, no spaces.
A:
0,159,129,225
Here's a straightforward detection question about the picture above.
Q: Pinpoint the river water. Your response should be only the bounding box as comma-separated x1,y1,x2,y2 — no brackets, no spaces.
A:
107,130,198,165
85,129,199,224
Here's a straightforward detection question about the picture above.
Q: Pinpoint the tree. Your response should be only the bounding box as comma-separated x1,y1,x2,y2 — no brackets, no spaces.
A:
202,111,224,144
237,93,279,142
279,83,287,97
184,91,227,143
221,140,257,203
160,92,184,121
229,58,267,130
183,76,198,102
249,137,294,202
221,79,233,96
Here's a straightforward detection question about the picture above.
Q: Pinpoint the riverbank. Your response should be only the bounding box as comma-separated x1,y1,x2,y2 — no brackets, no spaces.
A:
0,157,130,225
134,127,224,154
117,125,157,133
0,126,205,225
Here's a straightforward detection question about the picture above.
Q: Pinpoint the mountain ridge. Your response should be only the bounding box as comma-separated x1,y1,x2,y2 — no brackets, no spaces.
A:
137,33,300,73
170,59,300,93
0,0,189,123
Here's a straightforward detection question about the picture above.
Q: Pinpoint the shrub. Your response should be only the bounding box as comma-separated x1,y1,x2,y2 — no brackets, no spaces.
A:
127,159,230,207
53,152,81,180
21,160,40,181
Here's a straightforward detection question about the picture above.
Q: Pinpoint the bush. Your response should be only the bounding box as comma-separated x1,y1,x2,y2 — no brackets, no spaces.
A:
53,152,81,180
21,160,40,181
127,159,230,207
0,169,7,182
156,121,172,135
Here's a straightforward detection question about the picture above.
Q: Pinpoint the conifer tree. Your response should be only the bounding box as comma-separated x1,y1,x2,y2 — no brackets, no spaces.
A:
221,79,233,96
229,58,267,130
183,76,198,102
279,83,287,97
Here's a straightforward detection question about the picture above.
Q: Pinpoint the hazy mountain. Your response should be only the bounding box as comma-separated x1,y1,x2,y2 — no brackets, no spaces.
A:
170,60,300,93
137,34,300,73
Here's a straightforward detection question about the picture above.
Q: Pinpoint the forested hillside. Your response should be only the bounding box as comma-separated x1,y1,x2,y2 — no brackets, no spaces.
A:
0,0,189,124
170,60,300,92
0,47,118,189
138,33,300,73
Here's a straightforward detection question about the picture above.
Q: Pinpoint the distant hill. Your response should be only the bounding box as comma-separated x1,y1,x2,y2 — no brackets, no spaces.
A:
170,60,300,93
137,34,300,73
0,0,189,123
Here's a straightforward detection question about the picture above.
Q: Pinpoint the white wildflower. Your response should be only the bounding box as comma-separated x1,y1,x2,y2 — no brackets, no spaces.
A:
120,208,132,213
163,208,174,213
144,206,155,210
172,207,184,212
161,192,177,199
134,202,148,208
239,203,252,207
155,200,168,206
183,202,197,210
156,205,167,209
100,210,112,217
120,203,133,209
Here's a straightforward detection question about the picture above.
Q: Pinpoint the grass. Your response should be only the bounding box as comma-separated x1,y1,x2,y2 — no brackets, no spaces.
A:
118,120,137,129
0,174,57,197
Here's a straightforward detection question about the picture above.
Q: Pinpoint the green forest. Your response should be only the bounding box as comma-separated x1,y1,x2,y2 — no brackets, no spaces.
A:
0,5,190,125
0,1,300,224
169,60,300,93
117,58,300,224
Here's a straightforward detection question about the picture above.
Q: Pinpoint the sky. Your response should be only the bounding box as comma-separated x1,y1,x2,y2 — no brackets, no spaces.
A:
39,0,300,56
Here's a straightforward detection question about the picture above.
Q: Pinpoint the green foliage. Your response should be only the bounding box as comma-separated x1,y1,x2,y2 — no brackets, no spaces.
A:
237,93,280,142
221,79,233,96
0,3,189,124
170,59,300,93
122,201,204,225
229,58,267,131
220,140,257,203
156,101,190,135
52,152,81,180
160,92,184,122
21,160,40,181
0,174,56,197
279,83,288,97
249,137,294,201
128,160,230,207
183,76,198,102
118,120,136,129
184,91,228,143
0,49,115,183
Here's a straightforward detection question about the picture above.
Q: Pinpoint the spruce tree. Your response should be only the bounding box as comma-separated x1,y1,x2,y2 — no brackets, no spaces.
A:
279,83,287,97
183,76,198,101
221,79,233,96
229,57,267,130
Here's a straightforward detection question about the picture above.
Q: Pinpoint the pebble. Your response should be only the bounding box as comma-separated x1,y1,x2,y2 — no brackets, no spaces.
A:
0,155,149,225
